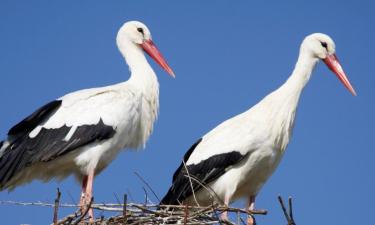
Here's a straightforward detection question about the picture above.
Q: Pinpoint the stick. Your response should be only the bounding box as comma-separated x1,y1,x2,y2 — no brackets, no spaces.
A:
184,175,224,205
211,203,223,225
134,171,160,202
66,190,77,205
123,194,128,224
184,204,188,225
53,188,61,225
142,186,148,206
278,195,290,221
113,192,121,205
56,209,81,225
0,200,267,215
288,196,295,224
278,195,296,225
182,160,200,206
72,197,93,225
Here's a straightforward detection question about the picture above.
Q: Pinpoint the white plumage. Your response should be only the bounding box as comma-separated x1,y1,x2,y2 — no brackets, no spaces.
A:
161,33,356,224
0,21,174,219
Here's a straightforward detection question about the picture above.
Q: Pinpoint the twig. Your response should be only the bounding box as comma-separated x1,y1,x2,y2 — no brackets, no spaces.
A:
278,195,289,220
142,186,148,206
3,199,268,224
218,207,267,215
66,190,77,205
126,188,135,202
211,203,223,225
182,160,200,206
184,204,188,225
72,196,93,225
53,188,61,225
134,171,160,202
113,192,121,205
185,175,224,205
56,209,81,225
0,200,267,215
123,194,127,224
188,204,218,218
132,204,169,217
288,197,294,224
278,195,296,225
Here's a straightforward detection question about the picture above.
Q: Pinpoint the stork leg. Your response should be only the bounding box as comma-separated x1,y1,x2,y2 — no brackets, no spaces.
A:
247,196,256,225
79,171,95,223
220,195,230,221
79,175,88,209
85,171,95,222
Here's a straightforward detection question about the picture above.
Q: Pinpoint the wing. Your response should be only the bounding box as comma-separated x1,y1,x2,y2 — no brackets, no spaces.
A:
0,119,115,188
0,85,139,189
161,146,249,205
172,138,202,181
8,100,62,136
161,111,259,205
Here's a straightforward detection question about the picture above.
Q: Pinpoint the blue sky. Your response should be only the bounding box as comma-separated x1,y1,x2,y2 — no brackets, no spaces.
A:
0,1,374,224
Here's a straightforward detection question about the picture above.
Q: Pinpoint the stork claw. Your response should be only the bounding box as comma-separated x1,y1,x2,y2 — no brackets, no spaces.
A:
220,210,229,222
247,214,257,225
79,193,95,223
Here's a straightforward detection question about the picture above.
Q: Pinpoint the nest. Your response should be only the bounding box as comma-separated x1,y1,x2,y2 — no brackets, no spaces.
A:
57,203,267,225
1,191,295,225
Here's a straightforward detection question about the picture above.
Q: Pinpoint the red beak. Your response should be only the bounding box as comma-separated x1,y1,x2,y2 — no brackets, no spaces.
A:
323,54,356,96
141,40,175,78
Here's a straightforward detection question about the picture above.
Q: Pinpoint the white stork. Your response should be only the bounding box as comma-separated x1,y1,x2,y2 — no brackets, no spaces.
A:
0,21,174,219
161,33,356,224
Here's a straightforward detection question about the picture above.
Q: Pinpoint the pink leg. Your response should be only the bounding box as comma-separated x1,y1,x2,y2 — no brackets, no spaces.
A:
85,171,95,223
79,175,88,208
79,172,95,223
248,196,255,211
247,196,256,225
220,195,230,221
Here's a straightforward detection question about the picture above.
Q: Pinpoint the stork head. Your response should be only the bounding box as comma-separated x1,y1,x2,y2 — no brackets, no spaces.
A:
301,33,356,96
117,21,175,77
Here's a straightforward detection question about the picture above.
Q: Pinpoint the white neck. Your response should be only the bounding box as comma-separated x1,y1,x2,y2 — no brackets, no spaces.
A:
283,52,318,95
271,51,319,109
117,39,160,148
255,51,319,152
118,39,159,93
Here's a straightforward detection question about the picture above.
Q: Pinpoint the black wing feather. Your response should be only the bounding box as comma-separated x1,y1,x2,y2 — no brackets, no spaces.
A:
161,147,249,205
8,100,62,136
0,119,115,189
172,138,202,181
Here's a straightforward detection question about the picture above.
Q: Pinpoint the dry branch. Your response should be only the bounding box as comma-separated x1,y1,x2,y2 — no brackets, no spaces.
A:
3,187,303,225
0,200,266,225
53,188,62,225
278,195,296,225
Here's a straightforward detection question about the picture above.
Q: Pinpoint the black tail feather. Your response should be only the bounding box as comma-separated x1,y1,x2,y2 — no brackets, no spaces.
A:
160,188,181,205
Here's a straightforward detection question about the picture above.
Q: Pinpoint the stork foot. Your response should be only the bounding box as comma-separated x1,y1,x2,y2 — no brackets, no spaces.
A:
79,193,87,213
79,193,94,223
247,214,256,225
220,210,229,222
79,171,95,223
88,207,94,224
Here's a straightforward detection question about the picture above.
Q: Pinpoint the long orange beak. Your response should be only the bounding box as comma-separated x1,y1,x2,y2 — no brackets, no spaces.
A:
141,39,175,78
323,54,356,96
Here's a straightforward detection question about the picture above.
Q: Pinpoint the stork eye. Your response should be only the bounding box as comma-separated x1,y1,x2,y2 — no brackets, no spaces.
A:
137,27,144,34
321,42,328,49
